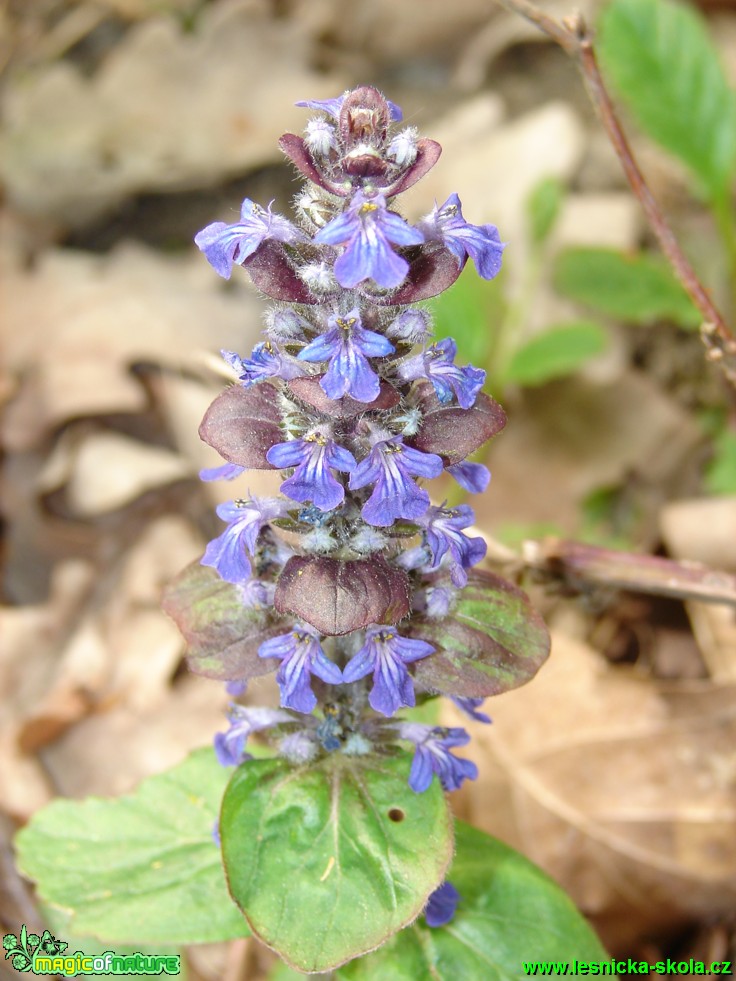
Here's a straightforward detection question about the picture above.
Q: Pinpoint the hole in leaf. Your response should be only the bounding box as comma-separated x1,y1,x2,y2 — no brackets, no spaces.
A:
387,807,405,823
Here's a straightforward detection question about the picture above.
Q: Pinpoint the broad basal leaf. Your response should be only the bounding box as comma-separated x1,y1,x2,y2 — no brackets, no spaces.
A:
409,571,550,697
337,821,609,979
220,754,452,973
598,0,736,200
505,321,607,387
162,561,287,681
15,749,246,944
553,247,700,328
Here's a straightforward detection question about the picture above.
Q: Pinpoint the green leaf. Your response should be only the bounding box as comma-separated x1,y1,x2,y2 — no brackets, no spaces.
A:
427,267,506,367
526,176,565,246
15,749,247,945
552,247,700,328
408,570,550,698
162,561,288,682
337,821,609,980
220,754,452,974
598,0,736,199
505,321,607,386
705,429,736,494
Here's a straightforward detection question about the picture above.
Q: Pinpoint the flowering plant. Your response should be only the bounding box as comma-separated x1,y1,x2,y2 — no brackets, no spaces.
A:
167,85,551,968
15,87,609,978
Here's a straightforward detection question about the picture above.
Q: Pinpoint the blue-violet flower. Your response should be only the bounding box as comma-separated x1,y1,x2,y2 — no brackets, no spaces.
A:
267,433,356,511
399,722,479,793
425,881,461,928
342,627,434,716
201,497,291,584
195,199,308,280
348,437,443,526
259,626,343,713
400,337,485,409
298,308,394,402
420,504,487,587
420,193,504,281
314,192,424,289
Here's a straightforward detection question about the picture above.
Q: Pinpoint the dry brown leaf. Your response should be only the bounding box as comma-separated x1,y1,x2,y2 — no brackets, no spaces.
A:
38,675,228,799
3,244,263,448
40,430,194,516
402,100,585,244
448,620,736,949
477,370,701,537
0,1,343,224
0,560,97,819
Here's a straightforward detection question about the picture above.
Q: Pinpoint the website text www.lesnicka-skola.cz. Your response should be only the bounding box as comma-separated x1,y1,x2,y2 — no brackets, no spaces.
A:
523,960,733,976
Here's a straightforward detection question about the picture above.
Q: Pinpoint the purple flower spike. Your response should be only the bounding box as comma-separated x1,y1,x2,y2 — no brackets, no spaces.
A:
400,338,485,409
201,497,291,584
400,722,478,793
342,626,434,716
425,881,461,927
222,342,304,387
420,193,505,281
259,626,343,714
349,437,443,527
195,199,307,280
315,192,424,289
447,461,491,494
297,308,394,402
214,705,296,767
297,93,403,122
450,696,492,724
420,504,487,587
267,433,356,511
